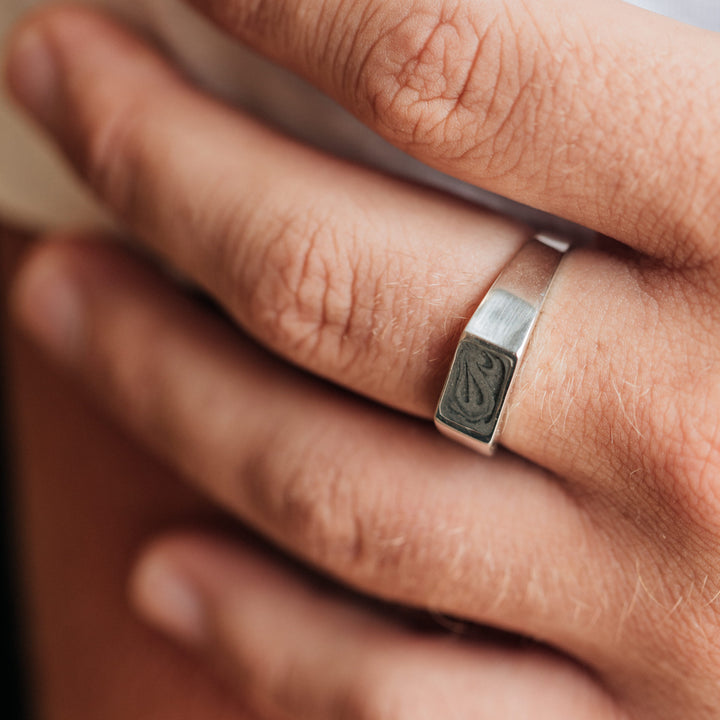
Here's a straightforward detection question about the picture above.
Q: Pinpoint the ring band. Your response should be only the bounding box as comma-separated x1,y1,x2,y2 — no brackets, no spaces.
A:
434,233,570,455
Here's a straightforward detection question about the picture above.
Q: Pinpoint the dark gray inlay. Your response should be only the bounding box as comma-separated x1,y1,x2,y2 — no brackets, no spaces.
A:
438,338,514,443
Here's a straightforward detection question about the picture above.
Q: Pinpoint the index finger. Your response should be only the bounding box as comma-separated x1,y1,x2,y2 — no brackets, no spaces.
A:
188,0,720,266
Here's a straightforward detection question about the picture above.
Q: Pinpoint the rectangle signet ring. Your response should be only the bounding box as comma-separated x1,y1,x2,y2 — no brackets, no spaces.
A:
434,233,569,455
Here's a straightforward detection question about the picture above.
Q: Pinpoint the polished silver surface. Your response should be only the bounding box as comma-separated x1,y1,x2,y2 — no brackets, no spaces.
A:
435,234,569,455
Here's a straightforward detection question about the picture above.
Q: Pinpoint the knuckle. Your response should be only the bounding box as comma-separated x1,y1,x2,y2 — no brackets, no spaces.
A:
244,208,389,375
248,212,338,355
238,433,465,601
241,437,376,571
353,1,538,168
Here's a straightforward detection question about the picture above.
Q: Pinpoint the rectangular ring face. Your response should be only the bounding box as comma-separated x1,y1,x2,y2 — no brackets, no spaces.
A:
435,336,515,445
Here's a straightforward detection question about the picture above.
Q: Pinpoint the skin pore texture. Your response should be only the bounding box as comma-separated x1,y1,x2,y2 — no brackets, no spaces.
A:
6,0,720,718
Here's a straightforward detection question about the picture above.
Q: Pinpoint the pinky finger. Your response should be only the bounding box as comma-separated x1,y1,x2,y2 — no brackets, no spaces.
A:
131,532,622,720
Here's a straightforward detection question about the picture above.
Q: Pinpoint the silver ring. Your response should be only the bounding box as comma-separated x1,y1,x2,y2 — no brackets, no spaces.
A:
434,233,570,455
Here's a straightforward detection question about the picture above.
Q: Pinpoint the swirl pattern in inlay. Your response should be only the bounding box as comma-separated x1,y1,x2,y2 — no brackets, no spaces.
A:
438,339,514,441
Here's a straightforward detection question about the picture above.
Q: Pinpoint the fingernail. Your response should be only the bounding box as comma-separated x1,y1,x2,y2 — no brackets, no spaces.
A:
12,253,84,363
6,26,59,125
131,553,207,647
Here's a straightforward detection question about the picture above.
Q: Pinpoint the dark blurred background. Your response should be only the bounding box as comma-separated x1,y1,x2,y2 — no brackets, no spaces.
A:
1,405,27,717
2,226,30,717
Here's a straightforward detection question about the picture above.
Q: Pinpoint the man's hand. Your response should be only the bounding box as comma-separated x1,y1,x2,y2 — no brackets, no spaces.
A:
6,3,720,718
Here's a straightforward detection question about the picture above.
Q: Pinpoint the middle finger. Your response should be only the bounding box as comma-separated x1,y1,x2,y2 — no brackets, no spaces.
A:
184,0,720,266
